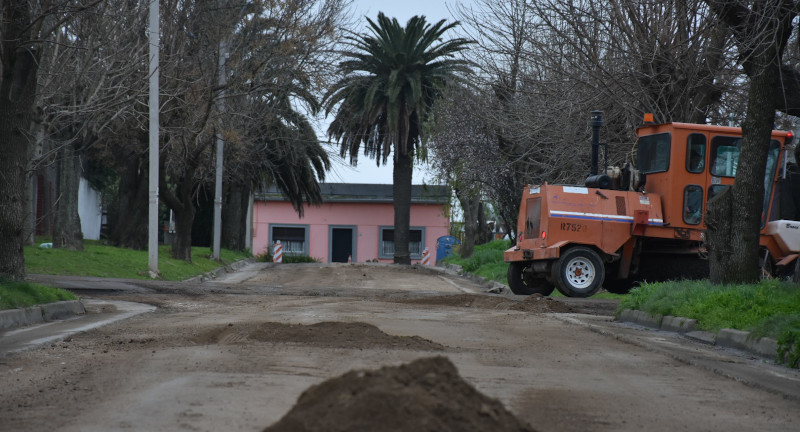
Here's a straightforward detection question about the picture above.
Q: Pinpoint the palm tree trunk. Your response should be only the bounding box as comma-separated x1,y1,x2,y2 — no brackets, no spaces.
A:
393,150,414,265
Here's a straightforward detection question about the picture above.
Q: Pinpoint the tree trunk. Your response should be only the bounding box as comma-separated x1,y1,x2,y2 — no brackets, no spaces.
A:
25,172,37,245
707,51,779,284
222,182,250,252
172,200,196,262
456,188,480,258
477,202,491,244
393,149,413,265
0,96,31,280
706,187,733,283
161,170,197,262
110,152,149,249
53,142,84,251
496,172,522,243
0,2,38,280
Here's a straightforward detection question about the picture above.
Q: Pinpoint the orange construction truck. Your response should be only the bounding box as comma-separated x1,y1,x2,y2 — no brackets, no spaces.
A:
504,111,800,297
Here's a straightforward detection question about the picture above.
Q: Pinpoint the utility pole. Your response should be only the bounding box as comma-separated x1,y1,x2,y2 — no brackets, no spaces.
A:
148,0,160,276
212,41,227,261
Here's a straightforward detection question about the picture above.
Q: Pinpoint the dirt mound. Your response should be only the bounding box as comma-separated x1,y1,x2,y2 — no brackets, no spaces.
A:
263,356,537,432
511,294,576,313
399,294,576,313
191,321,445,351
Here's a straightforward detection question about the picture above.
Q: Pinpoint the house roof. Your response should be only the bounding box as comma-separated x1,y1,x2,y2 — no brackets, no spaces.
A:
255,183,451,205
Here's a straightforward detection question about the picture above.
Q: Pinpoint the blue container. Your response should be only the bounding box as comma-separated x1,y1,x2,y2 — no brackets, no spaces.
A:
436,235,460,263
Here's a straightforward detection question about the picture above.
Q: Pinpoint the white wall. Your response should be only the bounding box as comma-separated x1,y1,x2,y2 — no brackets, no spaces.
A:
78,177,103,240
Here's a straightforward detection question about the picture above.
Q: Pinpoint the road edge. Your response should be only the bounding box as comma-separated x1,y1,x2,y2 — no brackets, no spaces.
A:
0,300,86,330
617,309,795,367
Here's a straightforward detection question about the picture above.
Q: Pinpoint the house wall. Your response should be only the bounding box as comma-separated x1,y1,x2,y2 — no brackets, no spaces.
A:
253,201,449,263
78,177,103,241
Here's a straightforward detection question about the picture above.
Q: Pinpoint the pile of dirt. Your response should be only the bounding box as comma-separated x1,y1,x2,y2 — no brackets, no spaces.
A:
511,294,576,313
263,356,537,432
398,294,576,313
191,321,445,351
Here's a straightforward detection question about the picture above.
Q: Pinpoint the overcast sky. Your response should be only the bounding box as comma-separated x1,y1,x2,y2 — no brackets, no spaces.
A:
323,0,465,185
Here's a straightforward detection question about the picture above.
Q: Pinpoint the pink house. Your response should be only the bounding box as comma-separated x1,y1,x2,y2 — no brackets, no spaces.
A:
252,183,451,263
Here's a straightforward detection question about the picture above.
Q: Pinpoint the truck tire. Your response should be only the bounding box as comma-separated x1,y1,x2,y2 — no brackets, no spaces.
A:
551,247,604,297
507,262,556,296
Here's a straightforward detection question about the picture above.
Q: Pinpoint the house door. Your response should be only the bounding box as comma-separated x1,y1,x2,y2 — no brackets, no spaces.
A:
331,228,353,262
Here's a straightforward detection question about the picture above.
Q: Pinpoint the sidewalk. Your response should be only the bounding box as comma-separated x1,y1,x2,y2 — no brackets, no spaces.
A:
0,299,156,357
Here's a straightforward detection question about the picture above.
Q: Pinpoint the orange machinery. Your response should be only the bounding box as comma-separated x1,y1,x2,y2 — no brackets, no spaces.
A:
504,111,799,297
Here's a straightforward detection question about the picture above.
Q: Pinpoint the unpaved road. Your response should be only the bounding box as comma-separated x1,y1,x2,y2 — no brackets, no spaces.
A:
2,263,799,431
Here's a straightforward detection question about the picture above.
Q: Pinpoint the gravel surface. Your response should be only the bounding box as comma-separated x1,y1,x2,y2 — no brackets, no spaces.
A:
1,263,799,432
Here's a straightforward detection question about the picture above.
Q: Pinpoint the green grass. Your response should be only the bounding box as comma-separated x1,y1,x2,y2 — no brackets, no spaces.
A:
25,240,251,281
0,279,78,310
619,279,800,367
442,239,624,299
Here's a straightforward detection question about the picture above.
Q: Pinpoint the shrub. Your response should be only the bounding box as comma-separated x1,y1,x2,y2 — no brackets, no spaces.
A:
283,254,321,263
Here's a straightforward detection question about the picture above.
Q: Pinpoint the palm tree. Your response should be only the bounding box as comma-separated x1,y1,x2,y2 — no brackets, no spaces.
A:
325,13,471,264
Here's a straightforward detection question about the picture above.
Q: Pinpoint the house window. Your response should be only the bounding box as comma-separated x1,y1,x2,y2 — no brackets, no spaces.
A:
379,227,424,259
272,225,307,255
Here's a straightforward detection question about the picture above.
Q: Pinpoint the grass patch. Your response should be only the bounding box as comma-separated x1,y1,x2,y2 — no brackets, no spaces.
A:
442,239,624,299
25,240,251,281
619,279,800,367
0,279,78,310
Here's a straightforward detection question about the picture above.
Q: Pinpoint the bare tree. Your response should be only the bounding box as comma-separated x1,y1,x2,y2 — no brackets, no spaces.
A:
34,0,149,251
0,0,103,280
436,0,744,244
153,0,347,261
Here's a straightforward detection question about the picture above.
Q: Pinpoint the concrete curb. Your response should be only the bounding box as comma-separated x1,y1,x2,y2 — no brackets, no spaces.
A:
617,308,786,363
186,258,255,283
437,262,507,293
0,300,86,330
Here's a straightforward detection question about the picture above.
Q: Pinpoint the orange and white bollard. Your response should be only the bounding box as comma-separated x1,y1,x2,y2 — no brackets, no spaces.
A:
421,247,431,266
273,241,283,263
347,254,352,263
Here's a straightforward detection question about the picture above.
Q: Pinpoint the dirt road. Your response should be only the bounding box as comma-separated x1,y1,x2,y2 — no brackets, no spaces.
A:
2,263,799,431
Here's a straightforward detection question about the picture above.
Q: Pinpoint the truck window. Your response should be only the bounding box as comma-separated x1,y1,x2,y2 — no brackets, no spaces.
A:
708,184,729,201
710,136,741,177
683,185,703,225
637,133,671,174
686,134,706,173
762,140,781,226
526,197,541,239
707,138,780,227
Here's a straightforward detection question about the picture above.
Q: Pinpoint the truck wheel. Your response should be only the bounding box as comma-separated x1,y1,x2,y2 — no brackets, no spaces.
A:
551,247,604,297
507,262,556,296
